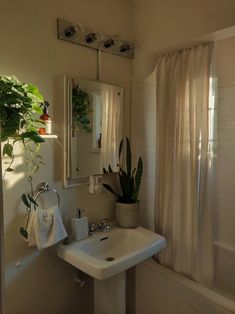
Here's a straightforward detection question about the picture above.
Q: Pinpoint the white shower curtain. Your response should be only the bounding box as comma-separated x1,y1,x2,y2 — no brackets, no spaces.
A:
100,85,122,171
155,44,214,287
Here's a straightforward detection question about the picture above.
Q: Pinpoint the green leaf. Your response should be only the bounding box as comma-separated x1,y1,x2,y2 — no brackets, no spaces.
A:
119,171,132,201
31,134,45,143
20,227,28,239
119,138,123,160
5,167,14,172
20,131,38,138
134,157,143,201
3,143,13,157
103,184,122,199
27,195,38,208
126,137,132,177
108,165,113,173
21,193,31,208
32,103,43,114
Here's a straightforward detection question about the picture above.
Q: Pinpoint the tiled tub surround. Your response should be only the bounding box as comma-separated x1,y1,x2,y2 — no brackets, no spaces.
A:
213,84,235,301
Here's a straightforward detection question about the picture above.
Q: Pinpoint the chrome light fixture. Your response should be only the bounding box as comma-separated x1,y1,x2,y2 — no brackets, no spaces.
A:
103,39,115,49
85,32,97,43
120,44,131,53
64,25,78,38
57,18,134,59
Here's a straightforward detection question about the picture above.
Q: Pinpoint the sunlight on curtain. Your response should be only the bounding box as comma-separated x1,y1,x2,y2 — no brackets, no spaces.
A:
155,44,214,288
100,85,122,171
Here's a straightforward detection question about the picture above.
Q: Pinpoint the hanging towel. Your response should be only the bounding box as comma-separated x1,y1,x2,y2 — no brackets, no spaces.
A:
27,205,67,249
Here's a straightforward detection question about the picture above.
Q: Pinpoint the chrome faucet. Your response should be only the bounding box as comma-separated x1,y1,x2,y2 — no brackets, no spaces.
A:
88,219,111,236
99,219,112,232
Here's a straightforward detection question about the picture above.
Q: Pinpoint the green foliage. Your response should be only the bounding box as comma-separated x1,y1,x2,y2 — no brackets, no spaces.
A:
103,137,143,203
72,85,92,133
0,76,45,174
0,76,45,239
21,193,38,210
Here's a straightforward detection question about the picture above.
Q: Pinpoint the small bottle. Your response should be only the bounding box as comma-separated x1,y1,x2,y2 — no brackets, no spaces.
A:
39,101,52,135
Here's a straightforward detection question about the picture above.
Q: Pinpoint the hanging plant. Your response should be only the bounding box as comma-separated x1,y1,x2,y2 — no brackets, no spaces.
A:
72,85,92,133
0,75,45,238
0,75,45,173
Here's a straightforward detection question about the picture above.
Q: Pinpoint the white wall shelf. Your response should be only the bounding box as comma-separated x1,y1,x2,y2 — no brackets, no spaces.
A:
41,134,58,139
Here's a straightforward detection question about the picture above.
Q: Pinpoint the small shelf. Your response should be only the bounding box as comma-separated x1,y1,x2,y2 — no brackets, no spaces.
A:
41,134,58,139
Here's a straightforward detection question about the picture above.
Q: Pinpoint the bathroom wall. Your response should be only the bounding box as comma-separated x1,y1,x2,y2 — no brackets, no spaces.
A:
0,1,132,313
132,0,235,80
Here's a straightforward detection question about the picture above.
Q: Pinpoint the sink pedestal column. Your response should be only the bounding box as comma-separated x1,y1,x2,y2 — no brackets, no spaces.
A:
94,271,126,314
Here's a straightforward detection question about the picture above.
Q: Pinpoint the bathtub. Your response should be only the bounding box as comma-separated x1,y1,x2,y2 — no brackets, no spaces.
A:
214,241,235,301
135,258,235,314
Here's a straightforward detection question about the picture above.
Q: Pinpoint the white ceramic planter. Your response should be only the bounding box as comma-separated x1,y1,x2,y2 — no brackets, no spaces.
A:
115,202,139,228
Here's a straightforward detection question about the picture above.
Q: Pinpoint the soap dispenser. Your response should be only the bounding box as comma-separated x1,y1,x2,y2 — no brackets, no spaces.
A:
71,209,88,241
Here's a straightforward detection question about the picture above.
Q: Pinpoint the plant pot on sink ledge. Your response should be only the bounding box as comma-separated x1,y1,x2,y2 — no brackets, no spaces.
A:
103,137,143,228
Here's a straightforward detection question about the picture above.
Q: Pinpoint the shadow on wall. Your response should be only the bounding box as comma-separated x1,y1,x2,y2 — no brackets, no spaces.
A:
5,227,94,314
3,164,94,314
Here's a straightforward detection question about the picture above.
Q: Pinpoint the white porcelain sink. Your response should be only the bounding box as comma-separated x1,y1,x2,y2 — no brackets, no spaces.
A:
57,226,166,280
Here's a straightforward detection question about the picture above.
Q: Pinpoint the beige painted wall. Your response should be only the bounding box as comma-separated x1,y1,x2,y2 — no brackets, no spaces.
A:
0,1,132,313
132,0,235,80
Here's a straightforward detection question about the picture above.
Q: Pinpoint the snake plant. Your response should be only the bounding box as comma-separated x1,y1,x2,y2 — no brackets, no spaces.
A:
103,137,143,203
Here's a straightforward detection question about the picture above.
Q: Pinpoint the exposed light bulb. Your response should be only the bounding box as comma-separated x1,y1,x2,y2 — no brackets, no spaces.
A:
64,23,84,38
120,44,131,53
64,25,78,38
104,38,115,49
85,32,97,43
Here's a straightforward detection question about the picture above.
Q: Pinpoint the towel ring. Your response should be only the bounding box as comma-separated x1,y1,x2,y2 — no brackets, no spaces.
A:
34,182,60,206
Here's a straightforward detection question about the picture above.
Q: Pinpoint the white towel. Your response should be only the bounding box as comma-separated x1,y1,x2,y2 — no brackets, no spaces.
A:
27,205,67,249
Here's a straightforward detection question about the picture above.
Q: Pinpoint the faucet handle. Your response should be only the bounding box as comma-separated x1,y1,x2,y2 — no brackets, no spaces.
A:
100,218,109,226
88,223,96,235
100,219,111,231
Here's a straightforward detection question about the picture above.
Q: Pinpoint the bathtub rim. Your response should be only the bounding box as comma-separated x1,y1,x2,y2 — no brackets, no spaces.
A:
141,258,235,313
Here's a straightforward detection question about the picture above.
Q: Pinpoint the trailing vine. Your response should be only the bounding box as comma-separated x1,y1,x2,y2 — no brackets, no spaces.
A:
72,85,92,133
0,76,45,238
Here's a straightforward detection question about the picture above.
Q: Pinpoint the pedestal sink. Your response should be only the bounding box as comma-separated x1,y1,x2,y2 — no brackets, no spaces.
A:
57,226,166,314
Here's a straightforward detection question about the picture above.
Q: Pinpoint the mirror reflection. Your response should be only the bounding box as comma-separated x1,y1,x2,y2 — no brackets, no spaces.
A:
67,77,123,182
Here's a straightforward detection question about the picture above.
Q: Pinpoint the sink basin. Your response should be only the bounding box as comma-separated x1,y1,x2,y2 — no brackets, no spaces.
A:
57,226,166,280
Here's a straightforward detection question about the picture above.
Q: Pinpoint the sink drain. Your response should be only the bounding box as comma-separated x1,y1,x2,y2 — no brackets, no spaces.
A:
106,256,115,261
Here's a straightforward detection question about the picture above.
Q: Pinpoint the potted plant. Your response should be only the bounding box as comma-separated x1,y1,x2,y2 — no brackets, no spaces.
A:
103,137,143,228
0,76,45,172
0,75,45,238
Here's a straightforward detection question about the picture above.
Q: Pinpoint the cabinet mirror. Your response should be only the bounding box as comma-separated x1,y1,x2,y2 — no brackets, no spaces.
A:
62,76,123,187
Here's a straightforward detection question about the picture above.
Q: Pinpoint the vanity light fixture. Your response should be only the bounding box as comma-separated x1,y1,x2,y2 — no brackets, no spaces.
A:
120,44,131,53
103,38,115,49
64,25,78,38
57,18,134,59
85,32,97,43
